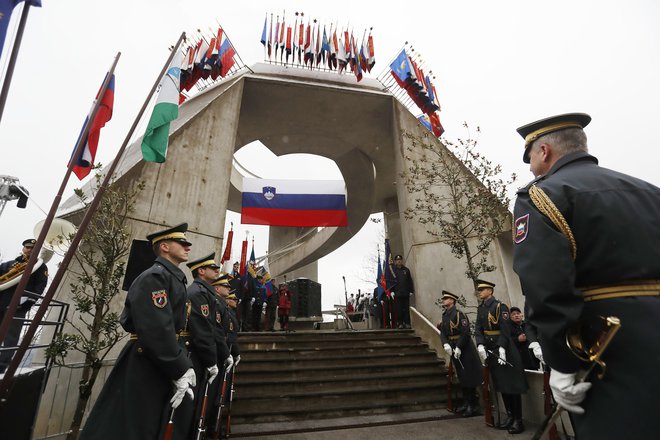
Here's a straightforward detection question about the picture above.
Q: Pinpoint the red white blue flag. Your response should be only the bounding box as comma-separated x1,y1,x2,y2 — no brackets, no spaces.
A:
69,73,115,180
241,178,348,227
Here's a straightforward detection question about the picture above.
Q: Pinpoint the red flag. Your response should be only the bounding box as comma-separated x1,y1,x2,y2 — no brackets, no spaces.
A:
240,238,248,278
221,225,234,264
429,112,445,137
70,74,115,180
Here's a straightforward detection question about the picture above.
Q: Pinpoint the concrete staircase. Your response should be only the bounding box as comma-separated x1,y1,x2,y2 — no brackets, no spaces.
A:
229,329,449,436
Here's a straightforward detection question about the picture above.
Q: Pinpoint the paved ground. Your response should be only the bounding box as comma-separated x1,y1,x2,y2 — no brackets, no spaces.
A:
235,410,541,439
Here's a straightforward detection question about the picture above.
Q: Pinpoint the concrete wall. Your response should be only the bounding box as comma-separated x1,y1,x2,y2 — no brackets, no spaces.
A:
391,104,523,328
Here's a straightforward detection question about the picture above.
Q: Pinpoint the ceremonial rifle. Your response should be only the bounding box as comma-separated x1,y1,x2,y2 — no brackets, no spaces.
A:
225,361,237,438
482,364,495,427
541,363,558,440
214,360,232,440
446,357,454,412
162,407,176,440
195,372,211,440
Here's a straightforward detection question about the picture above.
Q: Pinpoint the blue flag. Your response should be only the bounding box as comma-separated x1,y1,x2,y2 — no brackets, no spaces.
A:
376,251,385,301
260,15,267,45
0,0,41,59
389,49,412,84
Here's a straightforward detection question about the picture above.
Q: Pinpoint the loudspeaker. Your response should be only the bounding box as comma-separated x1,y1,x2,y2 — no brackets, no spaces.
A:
122,240,156,291
0,367,46,439
287,278,321,317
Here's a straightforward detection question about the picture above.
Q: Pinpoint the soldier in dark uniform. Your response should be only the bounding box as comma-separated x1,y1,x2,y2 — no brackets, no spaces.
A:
182,253,220,437
205,273,234,439
392,254,414,329
475,280,528,434
512,112,660,439
229,262,246,331
437,290,482,417
251,275,267,332
80,223,196,440
0,238,48,373
223,293,240,363
264,277,279,331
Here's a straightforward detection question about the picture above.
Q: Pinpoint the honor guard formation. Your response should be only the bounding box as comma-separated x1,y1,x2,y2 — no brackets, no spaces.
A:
3,112,658,440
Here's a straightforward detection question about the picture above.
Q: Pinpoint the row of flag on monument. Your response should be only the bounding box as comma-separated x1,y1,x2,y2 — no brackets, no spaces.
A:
69,25,241,176
179,27,237,99
389,48,444,137
260,12,375,81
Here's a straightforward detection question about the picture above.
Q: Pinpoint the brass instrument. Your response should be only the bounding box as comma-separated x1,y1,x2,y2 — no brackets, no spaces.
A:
0,218,76,292
0,260,28,285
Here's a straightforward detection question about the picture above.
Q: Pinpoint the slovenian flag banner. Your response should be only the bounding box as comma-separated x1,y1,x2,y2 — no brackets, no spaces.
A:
241,178,348,227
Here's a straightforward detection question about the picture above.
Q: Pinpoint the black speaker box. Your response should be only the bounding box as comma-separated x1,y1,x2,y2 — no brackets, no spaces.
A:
0,367,46,439
122,239,156,291
287,278,321,317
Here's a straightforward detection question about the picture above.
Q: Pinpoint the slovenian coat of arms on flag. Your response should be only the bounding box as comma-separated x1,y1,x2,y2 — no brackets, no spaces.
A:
242,178,347,227
263,186,276,201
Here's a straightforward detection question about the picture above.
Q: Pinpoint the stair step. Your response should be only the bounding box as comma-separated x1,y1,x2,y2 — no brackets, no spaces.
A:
237,375,447,397
241,343,428,360
238,352,439,371
237,365,446,384
231,395,447,425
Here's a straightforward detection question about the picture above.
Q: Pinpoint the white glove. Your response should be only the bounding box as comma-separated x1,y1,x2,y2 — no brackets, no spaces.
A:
443,343,453,356
549,369,592,414
207,364,219,384
170,368,196,409
262,302,267,311
250,297,256,305
453,347,462,359
234,354,241,366
498,347,507,365
477,345,487,363
224,355,234,372
529,342,544,364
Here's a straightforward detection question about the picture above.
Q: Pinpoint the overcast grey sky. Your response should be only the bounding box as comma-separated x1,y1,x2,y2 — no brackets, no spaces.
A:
1,1,659,308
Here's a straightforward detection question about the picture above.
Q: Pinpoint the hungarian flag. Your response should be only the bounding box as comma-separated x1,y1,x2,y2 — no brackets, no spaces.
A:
70,73,115,179
141,50,182,163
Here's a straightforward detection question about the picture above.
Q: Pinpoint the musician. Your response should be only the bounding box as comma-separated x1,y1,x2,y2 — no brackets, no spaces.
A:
475,280,528,434
437,290,481,417
513,112,660,438
79,223,196,440
0,238,48,373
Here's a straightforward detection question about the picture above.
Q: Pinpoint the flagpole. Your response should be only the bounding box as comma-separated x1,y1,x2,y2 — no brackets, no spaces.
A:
0,32,188,397
0,52,120,355
0,2,33,124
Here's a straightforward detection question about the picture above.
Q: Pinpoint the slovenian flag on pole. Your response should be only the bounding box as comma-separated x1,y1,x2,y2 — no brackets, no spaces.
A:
141,49,183,163
241,178,348,227
69,73,115,180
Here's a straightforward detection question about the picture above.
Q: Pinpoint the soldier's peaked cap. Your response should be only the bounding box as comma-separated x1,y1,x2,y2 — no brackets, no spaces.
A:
441,290,459,301
517,113,591,164
146,223,192,246
476,279,496,290
212,273,231,287
186,252,220,271
22,238,36,247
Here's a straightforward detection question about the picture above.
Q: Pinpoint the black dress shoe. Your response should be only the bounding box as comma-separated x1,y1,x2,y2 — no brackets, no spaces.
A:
508,419,525,434
496,415,514,430
453,403,468,414
462,406,480,417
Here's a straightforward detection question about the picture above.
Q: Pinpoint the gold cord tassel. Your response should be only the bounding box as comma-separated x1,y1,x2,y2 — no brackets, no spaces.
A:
529,185,577,260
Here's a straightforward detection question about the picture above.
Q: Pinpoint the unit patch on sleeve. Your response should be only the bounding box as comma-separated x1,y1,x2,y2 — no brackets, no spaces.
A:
514,214,529,243
152,290,168,308
201,304,209,317
461,318,468,327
